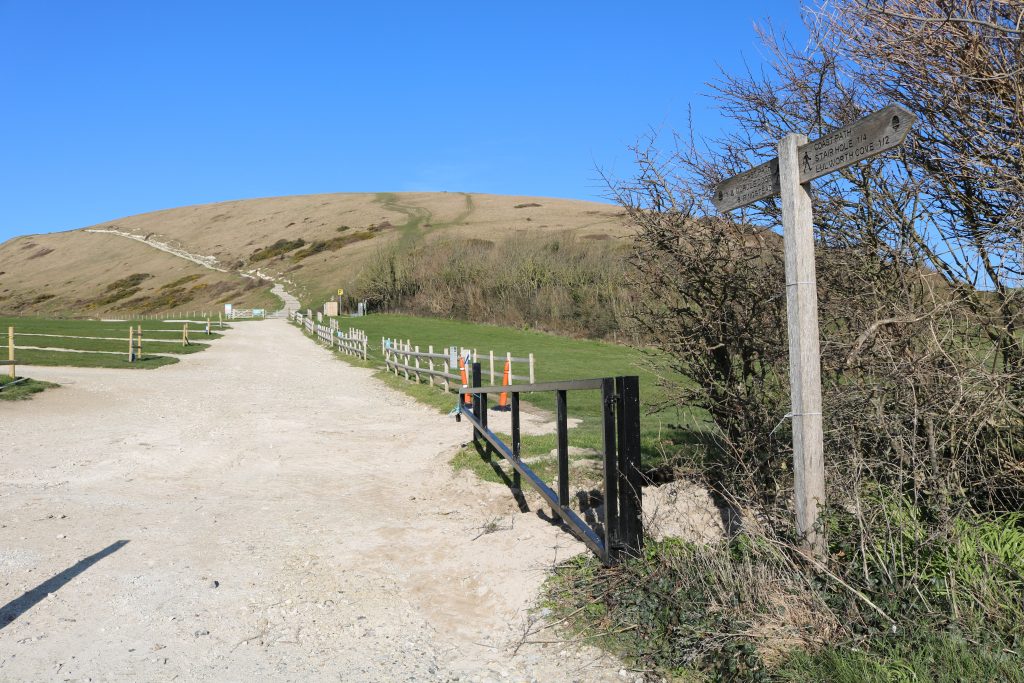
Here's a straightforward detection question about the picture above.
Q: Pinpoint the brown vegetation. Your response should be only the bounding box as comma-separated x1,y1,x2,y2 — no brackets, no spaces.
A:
355,232,631,339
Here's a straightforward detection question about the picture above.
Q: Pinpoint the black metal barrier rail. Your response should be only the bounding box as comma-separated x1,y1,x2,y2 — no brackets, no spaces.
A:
459,363,643,565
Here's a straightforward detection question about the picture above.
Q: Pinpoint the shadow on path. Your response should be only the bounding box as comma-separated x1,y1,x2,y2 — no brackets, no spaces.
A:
0,540,129,629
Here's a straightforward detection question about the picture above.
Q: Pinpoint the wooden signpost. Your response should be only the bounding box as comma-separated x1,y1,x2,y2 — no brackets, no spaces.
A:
712,104,915,557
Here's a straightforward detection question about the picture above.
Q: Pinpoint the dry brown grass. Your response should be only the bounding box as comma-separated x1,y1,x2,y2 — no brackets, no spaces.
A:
0,231,275,316
0,192,629,316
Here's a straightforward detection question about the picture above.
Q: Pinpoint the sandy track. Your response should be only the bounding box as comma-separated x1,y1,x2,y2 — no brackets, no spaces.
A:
0,320,625,682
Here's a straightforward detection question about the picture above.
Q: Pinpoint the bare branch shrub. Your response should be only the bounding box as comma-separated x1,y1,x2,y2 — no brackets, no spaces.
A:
610,0,1024,642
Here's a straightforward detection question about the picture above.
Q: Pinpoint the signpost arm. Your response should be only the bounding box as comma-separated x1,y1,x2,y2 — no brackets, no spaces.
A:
778,133,826,558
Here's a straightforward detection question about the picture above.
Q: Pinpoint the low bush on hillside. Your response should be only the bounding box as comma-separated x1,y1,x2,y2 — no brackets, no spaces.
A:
160,274,202,289
249,238,306,262
91,273,153,306
291,230,377,261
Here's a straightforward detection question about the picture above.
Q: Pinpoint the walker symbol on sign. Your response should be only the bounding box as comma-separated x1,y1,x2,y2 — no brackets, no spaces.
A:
711,104,915,558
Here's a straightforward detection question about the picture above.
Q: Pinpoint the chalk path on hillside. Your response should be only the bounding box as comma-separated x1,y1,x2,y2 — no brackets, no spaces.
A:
0,320,626,682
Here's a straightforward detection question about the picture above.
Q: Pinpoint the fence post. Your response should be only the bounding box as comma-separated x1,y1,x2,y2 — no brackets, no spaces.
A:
489,350,494,385
428,345,435,387
471,362,482,450
615,376,644,559
511,390,521,492
529,353,535,384
7,326,15,378
415,345,421,383
556,389,569,507
137,325,143,360
601,378,619,564
128,326,134,362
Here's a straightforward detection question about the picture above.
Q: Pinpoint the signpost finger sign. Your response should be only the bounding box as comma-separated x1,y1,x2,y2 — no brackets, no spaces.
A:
712,104,915,557
712,104,915,213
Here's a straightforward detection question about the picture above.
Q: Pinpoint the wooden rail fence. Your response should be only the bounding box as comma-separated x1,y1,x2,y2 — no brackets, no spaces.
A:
287,311,537,397
291,311,368,359
382,339,534,395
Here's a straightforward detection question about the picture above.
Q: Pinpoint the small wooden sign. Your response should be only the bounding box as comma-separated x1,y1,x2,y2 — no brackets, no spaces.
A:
712,104,916,212
712,158,780,213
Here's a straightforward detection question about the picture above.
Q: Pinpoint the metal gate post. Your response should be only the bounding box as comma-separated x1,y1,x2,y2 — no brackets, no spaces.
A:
556,389,569,507
601,378,620,563
615,376,644,557
471,362,482,449
511,391,522,491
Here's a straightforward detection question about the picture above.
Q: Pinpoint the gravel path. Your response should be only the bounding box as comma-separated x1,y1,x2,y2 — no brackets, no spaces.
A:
0,320,626,682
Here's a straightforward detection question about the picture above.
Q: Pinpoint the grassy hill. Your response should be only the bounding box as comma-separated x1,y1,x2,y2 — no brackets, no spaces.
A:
0,192,630,319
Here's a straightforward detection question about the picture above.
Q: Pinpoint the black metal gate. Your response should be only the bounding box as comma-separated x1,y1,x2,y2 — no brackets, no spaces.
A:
459,363,643,565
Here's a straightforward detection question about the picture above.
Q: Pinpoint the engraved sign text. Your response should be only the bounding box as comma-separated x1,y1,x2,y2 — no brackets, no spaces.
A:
712,104,915,212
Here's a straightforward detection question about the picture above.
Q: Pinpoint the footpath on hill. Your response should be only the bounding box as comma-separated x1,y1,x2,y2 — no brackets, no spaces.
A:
0,320,627,682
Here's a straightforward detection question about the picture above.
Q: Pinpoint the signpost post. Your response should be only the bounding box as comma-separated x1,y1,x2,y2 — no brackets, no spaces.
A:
712,104,915,557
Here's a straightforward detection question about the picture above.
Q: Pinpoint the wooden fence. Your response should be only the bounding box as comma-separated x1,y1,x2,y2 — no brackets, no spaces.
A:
291,311,368,360
383,338,534,394
287,311,536,394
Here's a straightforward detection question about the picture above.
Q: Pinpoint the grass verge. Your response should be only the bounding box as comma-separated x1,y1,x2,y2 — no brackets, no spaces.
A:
12,349,179,369
0,375,59,400
543,535,1024,682
322,313,711,474
1,315,228,369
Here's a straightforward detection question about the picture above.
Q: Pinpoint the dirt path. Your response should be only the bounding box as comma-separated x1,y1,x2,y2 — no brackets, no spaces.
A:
83,228,228,272
269,283,300,317
0,320,626,682
81,226,298,317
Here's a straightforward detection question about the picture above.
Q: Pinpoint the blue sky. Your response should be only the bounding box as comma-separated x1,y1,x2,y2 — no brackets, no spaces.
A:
0,1,805,242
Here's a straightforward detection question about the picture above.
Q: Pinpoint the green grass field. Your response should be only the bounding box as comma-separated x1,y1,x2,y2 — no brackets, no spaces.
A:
1,316,230,369
306,313,710,475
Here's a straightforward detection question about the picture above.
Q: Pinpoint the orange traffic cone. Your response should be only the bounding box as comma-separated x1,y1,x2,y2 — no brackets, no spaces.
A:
459,353,472,406
496,359,511,411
